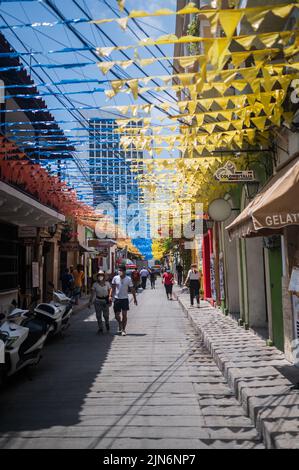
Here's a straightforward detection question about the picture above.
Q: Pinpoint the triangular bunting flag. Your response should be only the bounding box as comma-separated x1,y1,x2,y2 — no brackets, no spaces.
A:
219,10,244,39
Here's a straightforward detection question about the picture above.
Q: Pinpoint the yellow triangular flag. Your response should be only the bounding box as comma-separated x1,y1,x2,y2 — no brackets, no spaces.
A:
117,0,125,12
105,89,115,100
116,17,129,30
231,52,250,68
260,32,279,48
235,35,256,50
111,80,125,94
98,61,115,75
219,10,244,39
232,80,247,92
231,120,244,131
188,101,197,115
121,60,133,70
218,121,231,131
138,58,155,67
251,116,267,131
246,9,269,31
128,79,138,100
177,2,200,15
204,123,217,134
96,46,115,57
178,56,198,69
196,114,204,127
272,5,294,18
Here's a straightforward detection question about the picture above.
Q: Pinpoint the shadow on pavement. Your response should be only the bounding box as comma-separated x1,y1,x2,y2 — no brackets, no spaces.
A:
0,307,116,433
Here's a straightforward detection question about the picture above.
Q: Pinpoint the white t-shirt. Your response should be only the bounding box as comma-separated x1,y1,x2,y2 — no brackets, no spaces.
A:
187,270,201,281
140,269,149,278
112,275,133,299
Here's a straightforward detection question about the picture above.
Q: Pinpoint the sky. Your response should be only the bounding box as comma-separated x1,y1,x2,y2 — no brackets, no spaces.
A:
0,0,180,204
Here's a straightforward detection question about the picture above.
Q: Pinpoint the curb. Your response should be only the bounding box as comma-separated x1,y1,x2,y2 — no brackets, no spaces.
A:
177,293,299,449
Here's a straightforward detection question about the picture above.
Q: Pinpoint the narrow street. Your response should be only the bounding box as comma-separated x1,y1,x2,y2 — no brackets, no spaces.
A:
0,283,263,449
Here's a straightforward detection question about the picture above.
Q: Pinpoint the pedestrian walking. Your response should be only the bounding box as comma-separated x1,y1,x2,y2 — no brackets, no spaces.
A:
72,264,84,305
162,269,174,300
176,263,183,287
185,263,201,308
88,271,112,334
112,266,137,336
149,269,156,289
131,267,141,291
140,266,149,290
61,267,74,298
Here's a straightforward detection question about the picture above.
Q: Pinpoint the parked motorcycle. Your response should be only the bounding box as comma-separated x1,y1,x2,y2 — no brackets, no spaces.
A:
0,310,51,385
34,285,73,337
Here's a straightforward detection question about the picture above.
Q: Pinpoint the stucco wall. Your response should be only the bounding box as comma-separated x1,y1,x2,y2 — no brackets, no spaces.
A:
245,237,268,328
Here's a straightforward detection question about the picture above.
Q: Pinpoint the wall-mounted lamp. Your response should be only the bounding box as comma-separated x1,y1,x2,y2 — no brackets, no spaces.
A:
244,181,260,200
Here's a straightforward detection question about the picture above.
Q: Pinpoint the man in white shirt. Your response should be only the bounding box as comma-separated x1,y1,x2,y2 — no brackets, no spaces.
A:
140,267,149,290
112,266,137,336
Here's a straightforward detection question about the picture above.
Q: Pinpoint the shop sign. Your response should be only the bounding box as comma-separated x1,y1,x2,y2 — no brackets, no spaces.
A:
60,241,80,252
88,239,114,248
214,161,255,183
18,226,37,238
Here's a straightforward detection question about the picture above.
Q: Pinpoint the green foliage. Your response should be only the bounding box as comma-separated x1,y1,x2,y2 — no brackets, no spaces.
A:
186,16,200,55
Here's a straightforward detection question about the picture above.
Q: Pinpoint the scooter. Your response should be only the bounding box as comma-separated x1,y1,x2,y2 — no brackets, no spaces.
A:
0,310,52,384
34,285,73,337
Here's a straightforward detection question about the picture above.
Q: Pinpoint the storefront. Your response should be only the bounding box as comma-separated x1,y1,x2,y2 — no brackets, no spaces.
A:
226,156,299,363
0,181,65,312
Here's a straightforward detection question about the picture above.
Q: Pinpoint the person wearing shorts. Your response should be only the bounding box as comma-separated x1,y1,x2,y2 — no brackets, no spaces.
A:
112,266,137,336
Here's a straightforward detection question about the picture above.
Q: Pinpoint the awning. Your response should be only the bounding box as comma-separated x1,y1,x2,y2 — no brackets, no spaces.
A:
0,181,65,227
226,156,299,240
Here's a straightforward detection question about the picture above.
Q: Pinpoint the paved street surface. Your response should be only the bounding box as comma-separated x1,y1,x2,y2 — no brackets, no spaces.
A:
0,282,264,449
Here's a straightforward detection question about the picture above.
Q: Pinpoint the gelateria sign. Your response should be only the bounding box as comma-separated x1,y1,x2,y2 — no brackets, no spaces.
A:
263,213,299,227
214,161,255,182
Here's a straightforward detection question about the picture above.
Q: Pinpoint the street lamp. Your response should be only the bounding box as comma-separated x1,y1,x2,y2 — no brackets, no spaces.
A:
244,181,260,200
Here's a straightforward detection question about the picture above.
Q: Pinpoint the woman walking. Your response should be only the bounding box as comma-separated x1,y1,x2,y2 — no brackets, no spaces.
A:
162,269,174,300
185,264,201,308
88,271,112,333
150,268,156,289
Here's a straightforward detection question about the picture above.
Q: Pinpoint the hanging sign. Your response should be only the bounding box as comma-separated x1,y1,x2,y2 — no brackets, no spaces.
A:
214,161,255,182
60,241,80,252
18,226,37,238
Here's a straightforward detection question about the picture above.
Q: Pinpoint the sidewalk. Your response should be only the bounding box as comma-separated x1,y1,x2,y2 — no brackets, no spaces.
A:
72,295,89,315
177,290,299,449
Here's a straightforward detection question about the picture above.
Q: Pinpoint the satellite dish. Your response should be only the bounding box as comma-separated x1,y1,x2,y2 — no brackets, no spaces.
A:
208,199,232,222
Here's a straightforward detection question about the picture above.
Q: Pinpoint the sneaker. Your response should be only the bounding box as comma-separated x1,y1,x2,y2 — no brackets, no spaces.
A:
105,322,110,331
121,330,127,336
197,303,200,308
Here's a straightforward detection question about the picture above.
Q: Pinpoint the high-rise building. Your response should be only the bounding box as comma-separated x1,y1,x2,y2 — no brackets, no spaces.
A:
89,117,145,228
